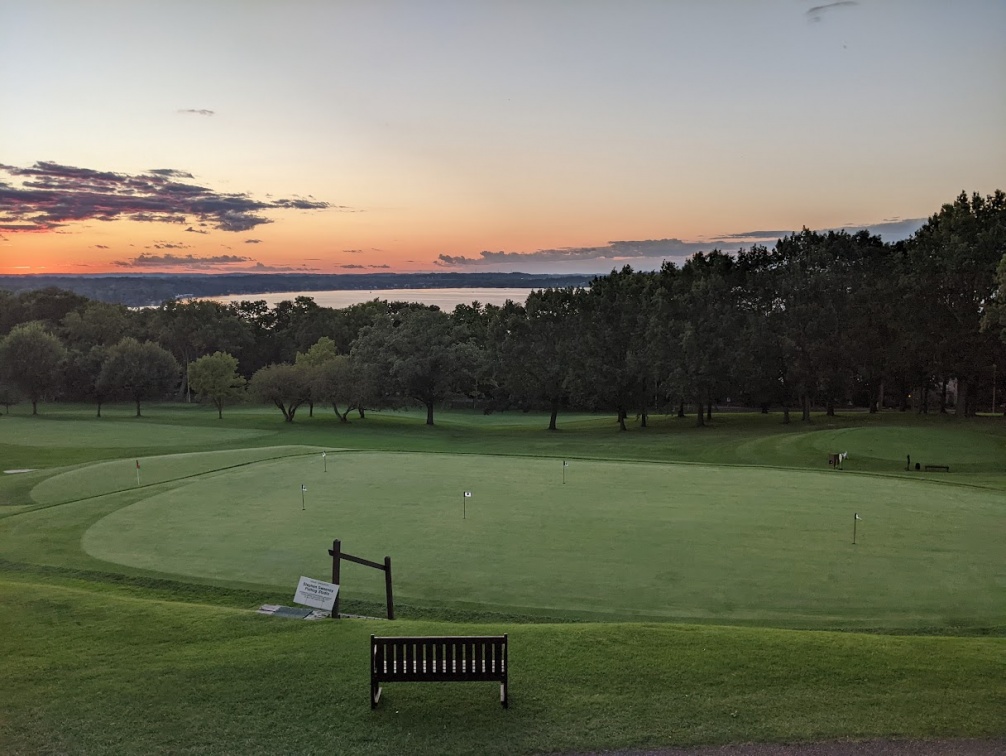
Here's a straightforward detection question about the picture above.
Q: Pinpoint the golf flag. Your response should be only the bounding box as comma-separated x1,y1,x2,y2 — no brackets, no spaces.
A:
301,484,307,493
322,451,326,457
135,460,140,469
563,461,569,467
855,513,862,520
464,491,472,498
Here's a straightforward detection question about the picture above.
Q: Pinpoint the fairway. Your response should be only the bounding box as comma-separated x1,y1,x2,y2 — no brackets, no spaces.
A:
81,450,1006,627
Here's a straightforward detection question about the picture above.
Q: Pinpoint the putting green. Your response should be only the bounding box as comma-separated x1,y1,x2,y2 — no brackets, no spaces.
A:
82,451,1006,626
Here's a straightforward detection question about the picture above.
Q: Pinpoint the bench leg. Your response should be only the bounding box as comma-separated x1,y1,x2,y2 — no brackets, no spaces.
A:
371,683,382,709
501,681,508,709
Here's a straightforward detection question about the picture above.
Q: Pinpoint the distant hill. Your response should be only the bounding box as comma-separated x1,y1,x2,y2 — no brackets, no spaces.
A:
0,272,595,307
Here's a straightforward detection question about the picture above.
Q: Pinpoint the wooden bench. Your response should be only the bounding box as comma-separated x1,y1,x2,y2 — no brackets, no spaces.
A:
923,464,950,472
371,634,508,709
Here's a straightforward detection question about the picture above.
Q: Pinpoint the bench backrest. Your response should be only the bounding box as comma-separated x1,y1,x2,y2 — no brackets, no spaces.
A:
371,635,507,682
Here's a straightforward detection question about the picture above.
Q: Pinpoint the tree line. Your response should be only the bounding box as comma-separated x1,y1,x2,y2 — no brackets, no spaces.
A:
1,190,1004,427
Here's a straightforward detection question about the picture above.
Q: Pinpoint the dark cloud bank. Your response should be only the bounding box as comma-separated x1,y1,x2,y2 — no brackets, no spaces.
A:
0,161,333,234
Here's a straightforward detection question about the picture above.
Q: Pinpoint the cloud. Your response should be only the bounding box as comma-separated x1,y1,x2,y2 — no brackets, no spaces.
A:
113,253,251,268
806,1,857,22
436,219,928,271
185,226,209,234
339,263,392,270
436,238,714,268
93,244,109,249
833,217,926,241
244,238,262,244
0,161,334,234
178,108,215,116
147,241,191,250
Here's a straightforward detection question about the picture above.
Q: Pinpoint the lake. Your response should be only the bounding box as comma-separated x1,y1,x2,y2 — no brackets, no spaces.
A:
204,287,539,310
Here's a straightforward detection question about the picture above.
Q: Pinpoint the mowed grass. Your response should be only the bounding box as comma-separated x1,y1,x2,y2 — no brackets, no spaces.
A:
1,578,1003,756
2,404,1006,752
74,451,1006,628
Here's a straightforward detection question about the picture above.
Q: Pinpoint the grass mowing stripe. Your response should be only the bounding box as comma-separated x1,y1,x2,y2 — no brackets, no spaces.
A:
1,578,1003,755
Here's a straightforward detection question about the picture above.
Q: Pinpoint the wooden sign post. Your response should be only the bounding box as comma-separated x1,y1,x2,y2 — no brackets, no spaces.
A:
328,538,394,620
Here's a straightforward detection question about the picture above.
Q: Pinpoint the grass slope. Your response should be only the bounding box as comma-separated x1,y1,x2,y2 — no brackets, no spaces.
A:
1,578,1003,756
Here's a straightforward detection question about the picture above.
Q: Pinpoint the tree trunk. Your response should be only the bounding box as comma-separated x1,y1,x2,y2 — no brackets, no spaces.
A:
308,400,314,418
640,408,648,428
677,400,685,418
801,393,811,422
548,397,559,431
782,405,790,424
826,397,835,417
617,408,627,432
706,401,712,421
216,400,223,420
135,398,142,418
695,400,705,427
877,380,885,411
31,399,37,415
940,379,948,414
358,407,365,419
956,379,969,417
96,400,102,418
761,403,769,414
426,401,434,426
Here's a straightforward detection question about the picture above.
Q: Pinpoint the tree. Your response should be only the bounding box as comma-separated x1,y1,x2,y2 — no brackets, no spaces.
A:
0,380,20,414
0,322,67,414
912,190,1006,415
98,338,179,417
248,363,311,422
188,352,246,419
351,308,475,425
295,336,339,417
310,355,358,421
62,345,112,416
489,292,577,430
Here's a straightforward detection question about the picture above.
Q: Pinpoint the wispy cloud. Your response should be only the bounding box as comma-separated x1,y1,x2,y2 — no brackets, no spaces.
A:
178,108,215,116
0,161,334,234
339,263,391,270
244,238,262,244
806,1,858,22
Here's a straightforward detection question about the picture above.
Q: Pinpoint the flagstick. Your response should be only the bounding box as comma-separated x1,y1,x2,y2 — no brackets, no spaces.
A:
853,512,857,545
302,485,306,511
323,452,327,473
562,461,565,485
463,493,466,520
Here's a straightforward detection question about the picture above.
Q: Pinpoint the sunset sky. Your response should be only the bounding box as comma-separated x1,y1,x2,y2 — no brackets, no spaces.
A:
2,1,1004,276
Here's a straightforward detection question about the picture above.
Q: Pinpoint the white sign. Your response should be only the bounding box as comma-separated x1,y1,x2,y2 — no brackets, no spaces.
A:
464,491,472,497
293,576,339,611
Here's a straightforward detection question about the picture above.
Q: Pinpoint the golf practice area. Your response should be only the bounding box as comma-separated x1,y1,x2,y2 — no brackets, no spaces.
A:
2,406,1004,754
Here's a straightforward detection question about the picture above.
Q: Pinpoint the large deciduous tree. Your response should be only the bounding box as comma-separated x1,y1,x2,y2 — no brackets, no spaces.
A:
351,307,476,426
248,363,311,422
188,351,246,419
0,322,67,414
98,338,180,417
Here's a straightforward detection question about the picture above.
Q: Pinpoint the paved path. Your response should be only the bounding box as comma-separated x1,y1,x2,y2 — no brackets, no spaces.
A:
573,738,1005,756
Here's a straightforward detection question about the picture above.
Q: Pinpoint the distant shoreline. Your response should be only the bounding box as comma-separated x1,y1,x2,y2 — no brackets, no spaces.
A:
0,271,595,307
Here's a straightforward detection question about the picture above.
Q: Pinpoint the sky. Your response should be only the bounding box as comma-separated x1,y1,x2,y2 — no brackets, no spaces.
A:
1,0,1004,276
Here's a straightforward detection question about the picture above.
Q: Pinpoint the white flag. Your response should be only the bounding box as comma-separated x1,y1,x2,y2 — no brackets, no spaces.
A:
301,484,307,492
855,513,861,520
563,461,569,467
322,451,327,458
464,491,472,498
